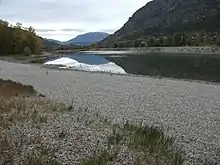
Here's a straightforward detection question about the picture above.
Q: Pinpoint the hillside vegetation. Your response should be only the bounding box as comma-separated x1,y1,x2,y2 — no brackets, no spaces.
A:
0,20,43,55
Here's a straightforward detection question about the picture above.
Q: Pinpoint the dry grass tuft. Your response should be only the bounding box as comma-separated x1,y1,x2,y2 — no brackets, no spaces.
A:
0,97,50,129
24,144,58,165
0,79,37,97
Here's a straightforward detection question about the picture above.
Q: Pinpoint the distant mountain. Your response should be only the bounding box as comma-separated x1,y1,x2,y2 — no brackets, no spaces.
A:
64,32,109,45
44,38,63,45
104,0,220,42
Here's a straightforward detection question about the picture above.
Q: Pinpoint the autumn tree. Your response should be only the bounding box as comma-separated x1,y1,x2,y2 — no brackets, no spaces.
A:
28,26,35,33
0,20,42,55
113,42,118,48
134,40,141,47
217,37,220,46
173,33,182,46
148,38,156,47
166,36,173,46
16,22,22,29
159,37,164,46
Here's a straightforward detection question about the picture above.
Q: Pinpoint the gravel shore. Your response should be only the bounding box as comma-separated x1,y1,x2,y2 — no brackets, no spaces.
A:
0,60,220,165
99,46,220,55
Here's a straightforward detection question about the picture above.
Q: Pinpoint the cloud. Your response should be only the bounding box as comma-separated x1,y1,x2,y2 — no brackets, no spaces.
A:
60,28,84,32
0,0,149,41
99,28,119,34
36,29,56,32
36,28,84,32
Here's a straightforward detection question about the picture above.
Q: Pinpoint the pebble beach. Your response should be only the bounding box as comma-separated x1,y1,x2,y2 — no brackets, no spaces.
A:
0,60,220,165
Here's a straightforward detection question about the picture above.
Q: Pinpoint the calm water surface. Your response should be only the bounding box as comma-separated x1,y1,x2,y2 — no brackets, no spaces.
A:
53,51,220,82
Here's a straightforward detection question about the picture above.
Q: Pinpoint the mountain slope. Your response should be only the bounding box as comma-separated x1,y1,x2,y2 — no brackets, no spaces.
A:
44,38,63,45
105,0,220,42
65,32,109,45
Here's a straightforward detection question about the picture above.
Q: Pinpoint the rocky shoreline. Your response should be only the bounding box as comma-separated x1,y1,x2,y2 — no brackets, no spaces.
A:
98,46,220,55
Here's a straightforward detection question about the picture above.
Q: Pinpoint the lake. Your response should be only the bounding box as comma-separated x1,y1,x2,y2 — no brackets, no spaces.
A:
44,51,220,82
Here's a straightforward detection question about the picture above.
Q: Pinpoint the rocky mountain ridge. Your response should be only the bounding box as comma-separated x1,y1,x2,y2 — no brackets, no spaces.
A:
105,0,220,42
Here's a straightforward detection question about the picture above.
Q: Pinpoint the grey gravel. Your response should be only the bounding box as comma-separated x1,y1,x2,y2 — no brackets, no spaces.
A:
99,46,220,55
0,60,220,165
1,101,112,165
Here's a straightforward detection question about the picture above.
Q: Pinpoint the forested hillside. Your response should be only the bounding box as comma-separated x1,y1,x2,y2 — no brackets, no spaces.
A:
0,20,42,55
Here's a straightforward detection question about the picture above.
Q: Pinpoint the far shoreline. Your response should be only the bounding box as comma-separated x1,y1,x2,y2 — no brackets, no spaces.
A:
90,46,220,55
44,46,220,56
1,46,220,62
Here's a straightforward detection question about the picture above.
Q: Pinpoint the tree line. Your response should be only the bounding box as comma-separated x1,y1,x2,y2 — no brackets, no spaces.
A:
96,32,220,48
0,20,42,55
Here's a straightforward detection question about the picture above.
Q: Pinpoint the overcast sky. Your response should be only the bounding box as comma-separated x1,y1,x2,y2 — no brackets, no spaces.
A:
0,0,149,41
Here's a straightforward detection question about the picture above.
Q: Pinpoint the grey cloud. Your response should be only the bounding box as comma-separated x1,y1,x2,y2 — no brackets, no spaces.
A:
99,28,118,34
36,28,84,32
0,0,147,23
0,0,148,40
61,28,84,32
36,29,56,32
0,0,105,23
41,33,73,36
